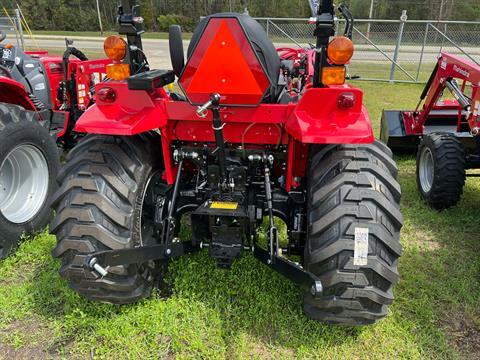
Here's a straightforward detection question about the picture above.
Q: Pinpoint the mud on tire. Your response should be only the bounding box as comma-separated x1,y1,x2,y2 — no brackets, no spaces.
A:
303,141,403,325
0,103,60,259
50,134,163,303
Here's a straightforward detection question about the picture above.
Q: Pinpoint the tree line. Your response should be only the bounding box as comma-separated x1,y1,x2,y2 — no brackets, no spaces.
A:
0,0,478,32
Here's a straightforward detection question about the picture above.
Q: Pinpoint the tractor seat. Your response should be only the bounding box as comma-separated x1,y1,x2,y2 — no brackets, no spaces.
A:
187,13,283,104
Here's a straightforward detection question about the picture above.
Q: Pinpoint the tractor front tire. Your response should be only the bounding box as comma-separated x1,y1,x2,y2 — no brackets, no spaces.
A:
0,103,60,259
50,134,163,303
416,133,466,210
304,141,403,325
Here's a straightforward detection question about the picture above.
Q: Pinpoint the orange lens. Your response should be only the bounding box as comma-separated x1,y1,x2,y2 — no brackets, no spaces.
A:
106,63,130,80
327,36,354,65
103,35,127,61
322,66,346,85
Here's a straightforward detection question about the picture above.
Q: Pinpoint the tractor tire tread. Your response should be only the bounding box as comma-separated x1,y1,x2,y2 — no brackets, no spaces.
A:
0,102,59,259
304,142,403,325
51,134,161,304
417,133,466,210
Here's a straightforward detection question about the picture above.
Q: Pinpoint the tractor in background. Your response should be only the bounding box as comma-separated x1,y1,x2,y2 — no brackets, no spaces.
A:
50,0,403,325
381,53,480,209
0,31,110,259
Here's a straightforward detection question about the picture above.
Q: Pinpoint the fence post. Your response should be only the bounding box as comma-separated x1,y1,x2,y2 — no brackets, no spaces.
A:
266,19,270,38
14,9,24,50
416,22,430,82
389,10,407,83
439,22,447,53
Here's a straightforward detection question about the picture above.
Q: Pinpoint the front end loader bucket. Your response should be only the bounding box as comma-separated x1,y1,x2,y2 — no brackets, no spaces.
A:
380,110,419,153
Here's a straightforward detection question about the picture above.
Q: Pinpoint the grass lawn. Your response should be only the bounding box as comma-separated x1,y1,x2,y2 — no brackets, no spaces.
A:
0,81,479,359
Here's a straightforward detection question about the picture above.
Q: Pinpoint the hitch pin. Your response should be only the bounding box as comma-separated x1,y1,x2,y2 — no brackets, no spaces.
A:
196,100,213,118
89,257,108,277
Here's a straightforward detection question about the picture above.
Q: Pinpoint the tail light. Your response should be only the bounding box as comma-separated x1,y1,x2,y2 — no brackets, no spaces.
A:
337,92,355,109
97,87,117,103
49,62,63,74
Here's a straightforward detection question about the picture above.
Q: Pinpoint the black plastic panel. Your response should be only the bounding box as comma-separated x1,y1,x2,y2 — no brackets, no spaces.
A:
127,69,175,91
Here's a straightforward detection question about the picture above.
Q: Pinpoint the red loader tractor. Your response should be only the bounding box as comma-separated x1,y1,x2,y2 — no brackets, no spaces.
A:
0,31,110,258
51,0,403,325
381,53,480,210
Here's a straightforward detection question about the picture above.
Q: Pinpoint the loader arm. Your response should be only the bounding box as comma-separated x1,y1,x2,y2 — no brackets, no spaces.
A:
412,53,480,135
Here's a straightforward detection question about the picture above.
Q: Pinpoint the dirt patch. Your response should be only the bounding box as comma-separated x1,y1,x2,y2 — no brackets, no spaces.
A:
441,309,480,359
229,335,295,360
412,229,442,251
0,317,57,360
0,342,49,360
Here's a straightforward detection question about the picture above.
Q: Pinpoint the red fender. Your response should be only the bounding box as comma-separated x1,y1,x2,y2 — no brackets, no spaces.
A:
75,82,168,135
0,76,36,111
285,86,374,144
76,82,374,145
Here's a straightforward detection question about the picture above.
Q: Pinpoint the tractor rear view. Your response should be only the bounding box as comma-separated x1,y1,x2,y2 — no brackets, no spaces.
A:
0,32,110,259
51,0,403,325
381,53,480,209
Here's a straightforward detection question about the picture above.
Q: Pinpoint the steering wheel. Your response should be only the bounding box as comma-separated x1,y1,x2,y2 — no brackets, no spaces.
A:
0,65,12,78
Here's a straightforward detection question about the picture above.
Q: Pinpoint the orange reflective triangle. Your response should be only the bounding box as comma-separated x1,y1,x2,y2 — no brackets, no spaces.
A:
186,20,263,96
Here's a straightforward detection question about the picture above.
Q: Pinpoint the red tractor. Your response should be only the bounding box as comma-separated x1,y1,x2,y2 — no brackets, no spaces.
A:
381,53,480,210
51,0,403,325
0,31,110,258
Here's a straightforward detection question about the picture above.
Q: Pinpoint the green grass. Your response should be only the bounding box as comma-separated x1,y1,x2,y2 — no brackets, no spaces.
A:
0,81,479,359
350,62,435,83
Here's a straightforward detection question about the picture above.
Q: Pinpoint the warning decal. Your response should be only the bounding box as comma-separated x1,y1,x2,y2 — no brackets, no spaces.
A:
354,227,369,266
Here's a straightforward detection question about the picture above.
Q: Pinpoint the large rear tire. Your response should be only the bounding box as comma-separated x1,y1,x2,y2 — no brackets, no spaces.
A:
50,134,163,303
0,103,60,259
303,141,403,325
416,133,466,210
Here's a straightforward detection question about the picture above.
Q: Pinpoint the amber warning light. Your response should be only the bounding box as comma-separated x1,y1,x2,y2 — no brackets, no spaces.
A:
104,35,127,61
327,36,354,65
179,17,271,106
103,35,130,81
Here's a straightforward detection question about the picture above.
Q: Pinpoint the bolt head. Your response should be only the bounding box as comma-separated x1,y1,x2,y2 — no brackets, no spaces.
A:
166,249,172,255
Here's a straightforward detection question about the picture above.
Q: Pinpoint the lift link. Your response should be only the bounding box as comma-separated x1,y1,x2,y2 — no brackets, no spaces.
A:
263,156,278,264
196,93,228,187
163,159,183,248
84,159,196,277
210,93,228,183
84,241,200,278
252,156,324,298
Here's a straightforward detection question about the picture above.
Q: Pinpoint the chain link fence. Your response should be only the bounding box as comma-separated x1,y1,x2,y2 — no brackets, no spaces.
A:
3,9,479,84
255,16,480,83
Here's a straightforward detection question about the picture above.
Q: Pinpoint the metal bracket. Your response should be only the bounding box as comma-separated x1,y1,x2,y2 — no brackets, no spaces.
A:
253,246,323,298
84,241,200,276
